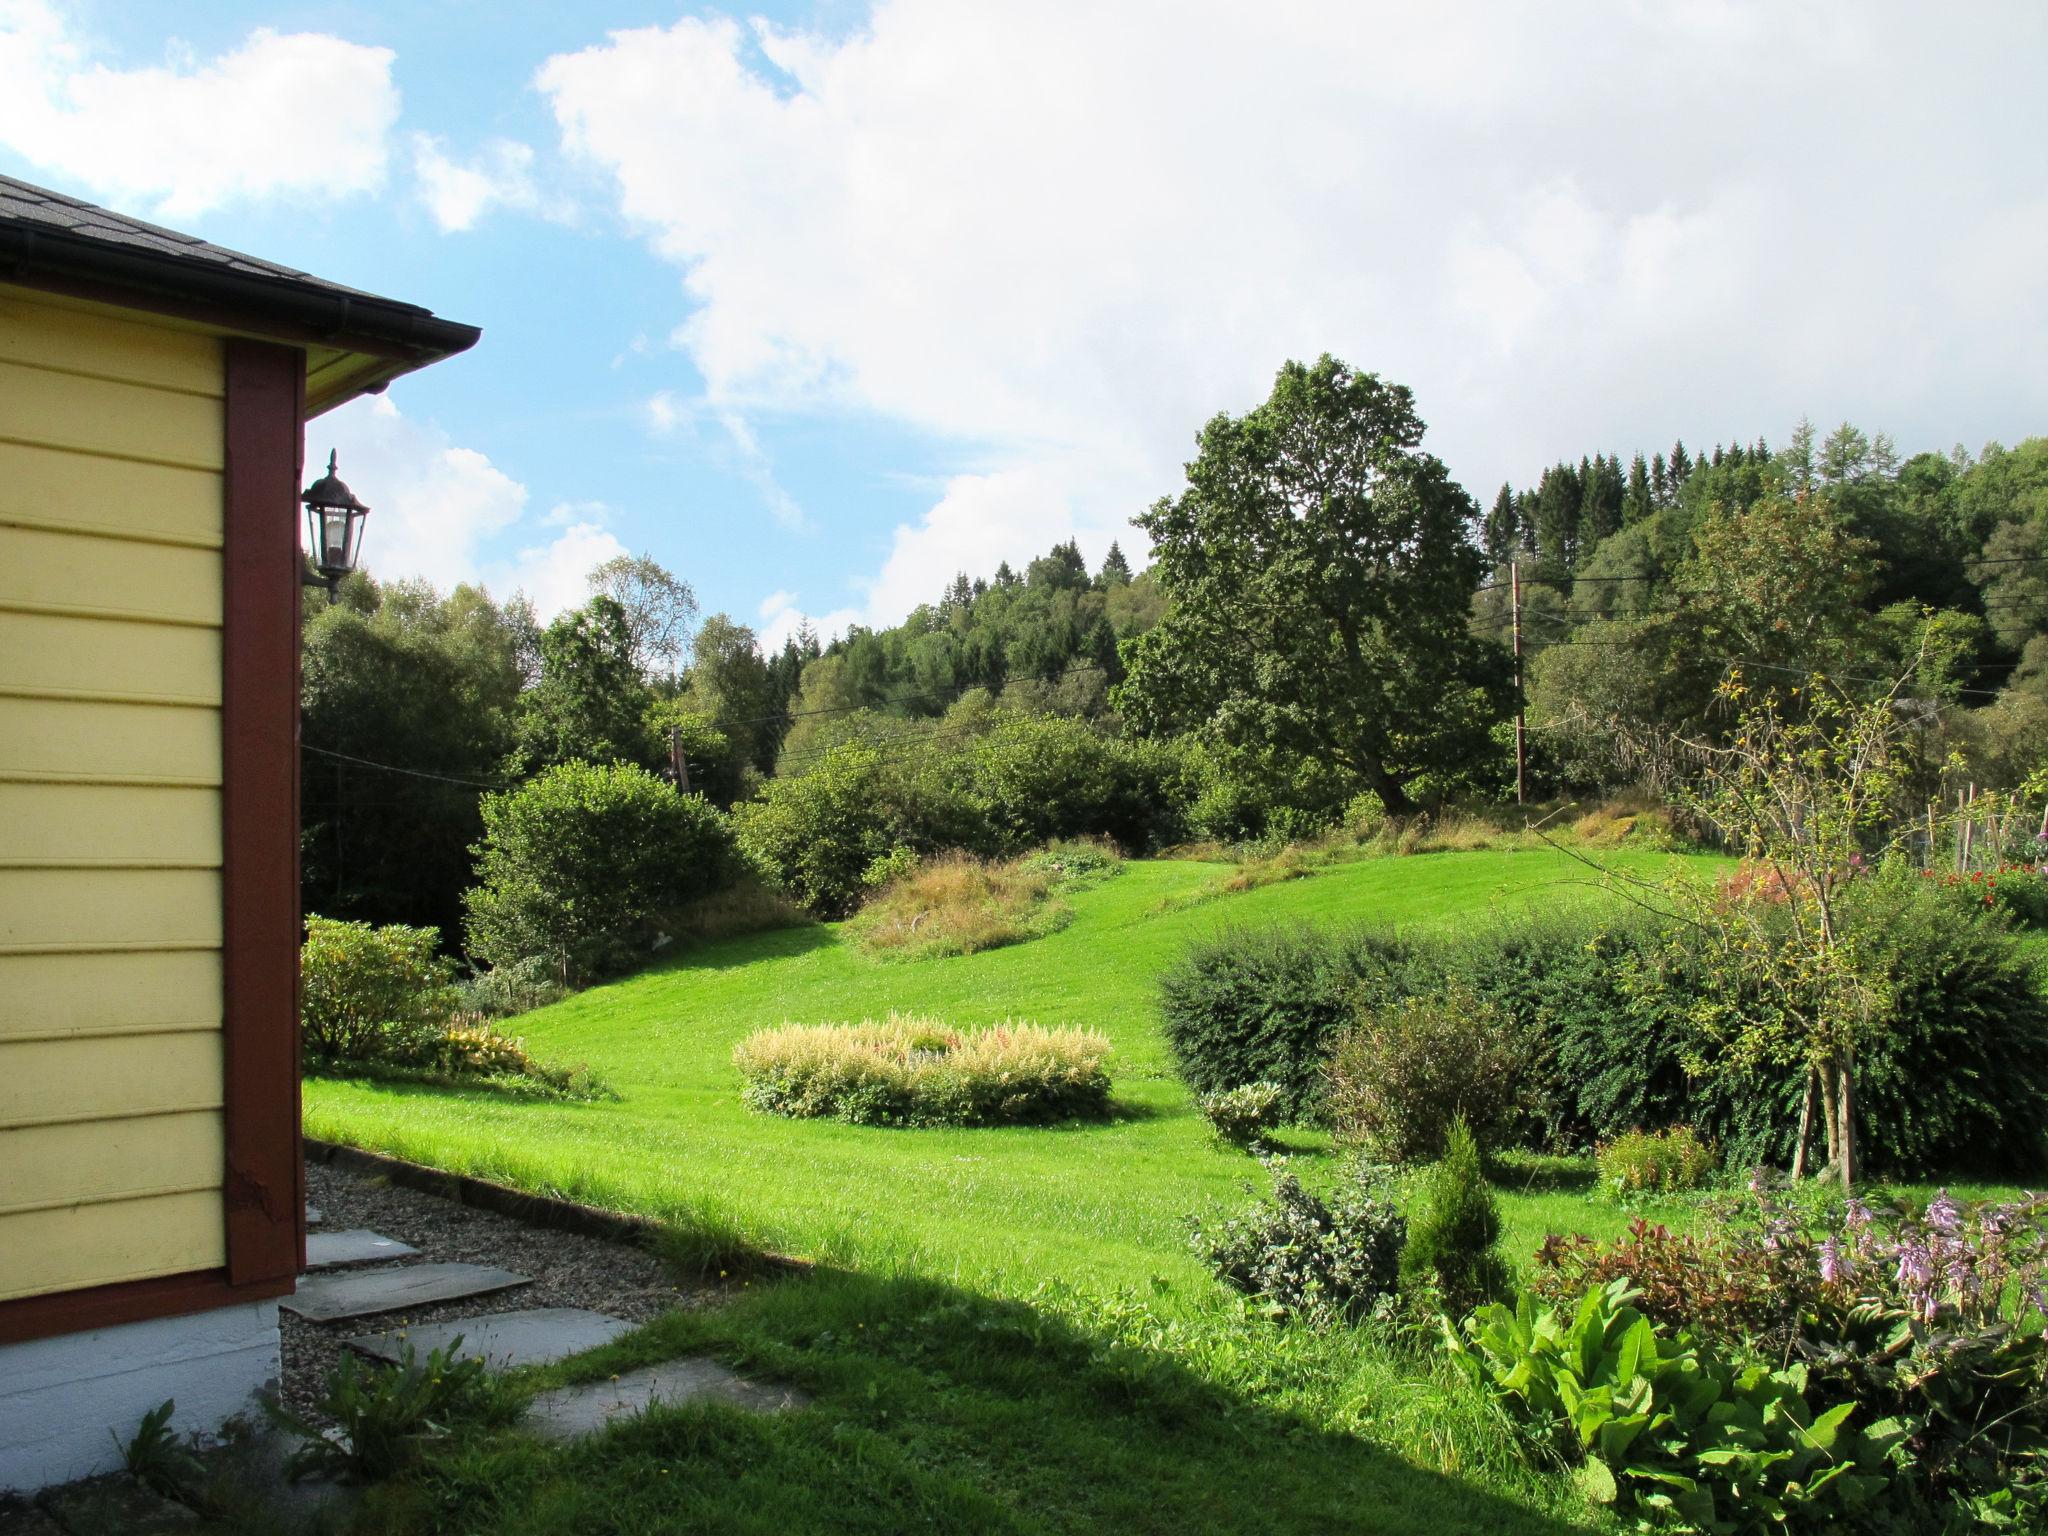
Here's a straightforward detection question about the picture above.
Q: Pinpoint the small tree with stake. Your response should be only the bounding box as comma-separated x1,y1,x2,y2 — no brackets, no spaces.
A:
1664,667,1931,1191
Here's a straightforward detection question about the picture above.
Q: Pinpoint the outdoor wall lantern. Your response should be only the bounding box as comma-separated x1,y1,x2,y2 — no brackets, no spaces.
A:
301,449,368,594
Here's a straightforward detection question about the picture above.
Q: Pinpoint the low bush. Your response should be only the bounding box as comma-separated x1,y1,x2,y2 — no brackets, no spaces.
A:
1198,1082,1286,1149
1531,1219,1794,1340
301,916,458,1065
465,760,737,984
1326,984,1529,1163
664,872,812,945
1399,1119,1511,1315
1927,863,2048,928
1019,836,1125,887
733,1016,1113,1127
1595,1126,1718,1197
845,853,1069,961
1447,1280,1892,1532
455,953,568,1019
1189,1165,1405,1325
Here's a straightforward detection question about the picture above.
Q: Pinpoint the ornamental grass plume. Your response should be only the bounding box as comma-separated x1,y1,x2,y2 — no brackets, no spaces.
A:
733,1014,1112,1127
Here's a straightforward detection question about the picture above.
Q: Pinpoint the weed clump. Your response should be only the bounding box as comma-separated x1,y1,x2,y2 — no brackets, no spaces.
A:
845,853,1072,961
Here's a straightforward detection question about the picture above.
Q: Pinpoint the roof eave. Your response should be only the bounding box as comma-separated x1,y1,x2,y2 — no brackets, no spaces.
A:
0,221,480,412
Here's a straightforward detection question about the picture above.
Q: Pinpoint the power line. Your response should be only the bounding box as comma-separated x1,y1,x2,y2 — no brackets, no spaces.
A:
302,744,513,791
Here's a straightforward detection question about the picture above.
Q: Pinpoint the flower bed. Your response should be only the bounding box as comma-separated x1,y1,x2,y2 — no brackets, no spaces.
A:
733,1015,1113,1127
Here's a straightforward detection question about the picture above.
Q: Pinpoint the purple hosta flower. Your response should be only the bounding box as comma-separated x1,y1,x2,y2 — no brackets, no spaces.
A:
1896,1239,1935,1292
1818,1235,1851,1285
1927,1190,1964,1234
1846,1198,1875,1229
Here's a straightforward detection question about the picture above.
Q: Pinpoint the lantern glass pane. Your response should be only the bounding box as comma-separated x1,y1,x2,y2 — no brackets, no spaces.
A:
323,509,349,570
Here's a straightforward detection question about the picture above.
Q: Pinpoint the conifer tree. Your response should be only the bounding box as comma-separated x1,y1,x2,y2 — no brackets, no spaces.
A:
1624,453,1653,525
1669,439,1693,486
1096,540,1133,588
1484,483,1519,565
1651,450,1669,507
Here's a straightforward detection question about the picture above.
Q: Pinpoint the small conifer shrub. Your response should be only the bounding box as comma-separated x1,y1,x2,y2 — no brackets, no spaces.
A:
1399,1117,1511,1316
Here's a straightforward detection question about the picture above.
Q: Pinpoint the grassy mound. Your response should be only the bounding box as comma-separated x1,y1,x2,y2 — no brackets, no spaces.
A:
846,843,1121,961
733,1015,1113,1127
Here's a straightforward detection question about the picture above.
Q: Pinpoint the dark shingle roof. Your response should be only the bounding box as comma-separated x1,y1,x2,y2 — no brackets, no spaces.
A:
0,174,479,387
0,174,386,300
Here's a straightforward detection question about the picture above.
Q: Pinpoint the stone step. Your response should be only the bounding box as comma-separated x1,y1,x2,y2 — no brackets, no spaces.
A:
525,1359,809,1441
304,1229,418,1271
282,1263,530,1323
305,1204,324,1227
349,1308,633,1370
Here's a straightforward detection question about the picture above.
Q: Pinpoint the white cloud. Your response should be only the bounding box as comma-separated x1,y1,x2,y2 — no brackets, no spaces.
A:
757,594,861,654
757,589,797,620
538,0,2048,627
0,0,397,216
320,395,624,620
411,133,548,232
493,520,630,620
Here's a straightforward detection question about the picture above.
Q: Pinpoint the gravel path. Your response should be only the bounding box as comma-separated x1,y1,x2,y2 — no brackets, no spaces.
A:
283,1163,719,1426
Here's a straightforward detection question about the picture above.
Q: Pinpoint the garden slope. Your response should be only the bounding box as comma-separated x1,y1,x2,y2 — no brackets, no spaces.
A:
306,848,1689,1294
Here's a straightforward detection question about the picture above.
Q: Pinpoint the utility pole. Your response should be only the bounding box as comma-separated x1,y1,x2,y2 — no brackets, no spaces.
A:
1511,560,1526,806
669,725,691,795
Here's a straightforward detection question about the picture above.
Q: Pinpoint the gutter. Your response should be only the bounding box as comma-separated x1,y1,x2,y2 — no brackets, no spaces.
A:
0,221,481,369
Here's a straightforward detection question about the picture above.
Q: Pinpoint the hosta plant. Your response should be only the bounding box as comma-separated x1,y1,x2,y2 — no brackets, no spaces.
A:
1446,1279,1893,1532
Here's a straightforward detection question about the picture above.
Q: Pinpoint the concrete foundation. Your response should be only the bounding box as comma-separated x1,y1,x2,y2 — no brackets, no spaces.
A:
0,1300,279,1495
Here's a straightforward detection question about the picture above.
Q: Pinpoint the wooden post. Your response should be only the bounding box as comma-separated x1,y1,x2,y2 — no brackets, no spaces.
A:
1511,560,1526,807
669,725,691,795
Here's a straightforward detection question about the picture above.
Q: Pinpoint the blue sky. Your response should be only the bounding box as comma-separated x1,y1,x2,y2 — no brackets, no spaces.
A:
5,2,2047,646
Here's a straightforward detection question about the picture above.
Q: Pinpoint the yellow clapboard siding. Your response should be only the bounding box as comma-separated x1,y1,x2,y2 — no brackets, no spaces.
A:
0,440,221,548
0,523,222,627
0,1111,222,1213
0,1032,222,1129
0,1192,225,1302
0,782,221,867
0,950,222,1040
0,868,221,953
0,356,223,470
0,289,223,396
0,610,221,705
0,696,221,785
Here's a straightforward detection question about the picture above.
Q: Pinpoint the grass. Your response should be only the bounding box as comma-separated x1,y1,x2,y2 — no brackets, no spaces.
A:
302,844,2036,1534
309,849,1688,1294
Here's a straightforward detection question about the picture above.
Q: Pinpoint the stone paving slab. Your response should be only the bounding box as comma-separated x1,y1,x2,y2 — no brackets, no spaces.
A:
526,1358,809,1441
305,1205,324,1226
281,1262,530,1322
305,1229,418,1270
349,1308,633,1369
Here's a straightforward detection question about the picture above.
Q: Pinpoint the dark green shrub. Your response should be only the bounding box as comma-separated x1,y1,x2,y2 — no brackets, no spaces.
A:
1190,1166,1406,1325
300,916,458,1065
1398,1119,1510,1315
465,760,735,984
965,715,1126,853
1326,983,1530,1163
1157,923,1381,1119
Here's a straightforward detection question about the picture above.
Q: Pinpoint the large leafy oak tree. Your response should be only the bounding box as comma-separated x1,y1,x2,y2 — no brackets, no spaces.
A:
1117,356,1511,815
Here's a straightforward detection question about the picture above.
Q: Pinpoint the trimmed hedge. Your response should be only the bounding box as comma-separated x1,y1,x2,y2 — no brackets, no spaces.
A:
1157,874,2048,1177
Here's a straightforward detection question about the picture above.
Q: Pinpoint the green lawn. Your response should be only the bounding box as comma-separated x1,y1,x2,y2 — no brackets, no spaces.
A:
305,848,1731,1536
309,848,1695,1294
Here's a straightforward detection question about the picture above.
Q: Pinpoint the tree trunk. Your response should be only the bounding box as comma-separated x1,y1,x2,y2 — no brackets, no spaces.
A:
1791,1068,1817,1180
1359,757,1416,817
1834,1054,1856,1192
1818,1067,1842,1180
